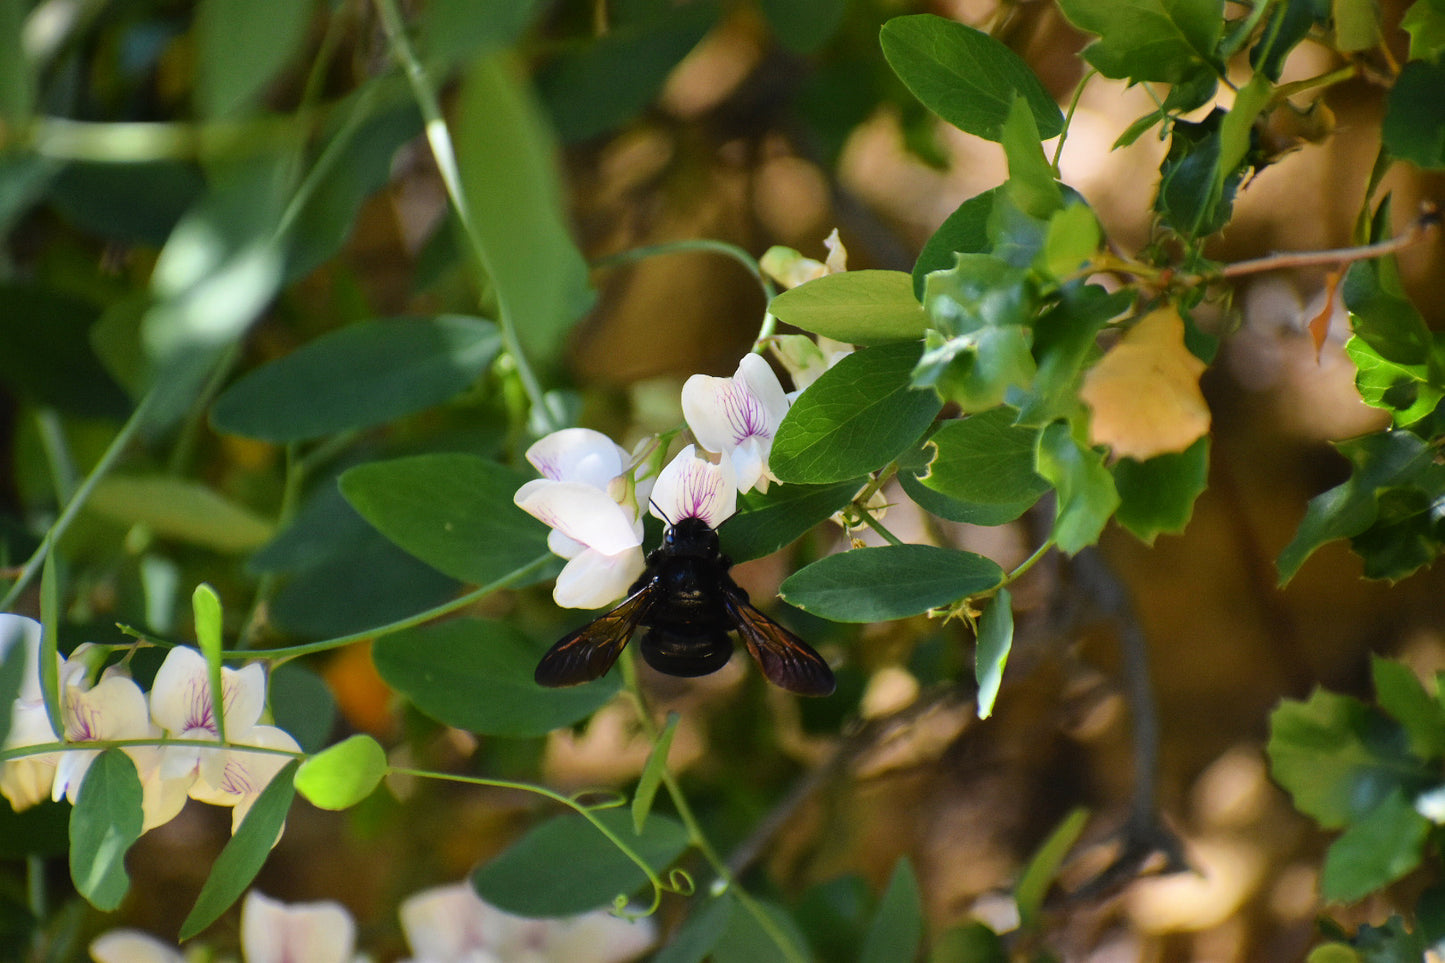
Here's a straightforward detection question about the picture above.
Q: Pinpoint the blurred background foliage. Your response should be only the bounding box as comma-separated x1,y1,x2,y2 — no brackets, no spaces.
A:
2,0,1445,960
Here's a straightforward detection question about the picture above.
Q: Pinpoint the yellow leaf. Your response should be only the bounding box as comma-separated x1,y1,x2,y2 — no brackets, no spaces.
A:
1080,308,1210,460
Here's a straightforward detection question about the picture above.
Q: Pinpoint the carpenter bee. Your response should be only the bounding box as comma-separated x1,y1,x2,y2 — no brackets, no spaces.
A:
535,515,835,696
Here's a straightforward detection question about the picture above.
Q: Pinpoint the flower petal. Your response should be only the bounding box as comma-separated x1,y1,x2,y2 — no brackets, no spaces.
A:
650,446,736,529
89,930,187,963
0,614,44,705
526,428,628,489
553,547,646,609
516,481,643,557
243,890,358,963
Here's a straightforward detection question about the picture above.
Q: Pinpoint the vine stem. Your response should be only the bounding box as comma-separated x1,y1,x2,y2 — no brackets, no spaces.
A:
620,652,808,963
371,0,555,433
0,390,156,612
1211,205,1440,280
1052,68,1096,173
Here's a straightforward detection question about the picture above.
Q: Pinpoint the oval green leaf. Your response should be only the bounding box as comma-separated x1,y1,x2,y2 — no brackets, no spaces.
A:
921,408,1051,506
88,475,274,553
372,619,619,736
211,316,502,442
772,342,942,485
768,270,927,346
471,808,690,917
295,734,388,810
975,587,1014,720
339,454,550,586
880,14,1064,142
719,478,864,562
780,545,1003,622
69,750,144,911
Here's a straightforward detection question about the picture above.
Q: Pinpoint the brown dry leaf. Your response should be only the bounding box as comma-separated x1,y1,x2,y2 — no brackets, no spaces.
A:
1308,270,1341,361
1080,307,1211,460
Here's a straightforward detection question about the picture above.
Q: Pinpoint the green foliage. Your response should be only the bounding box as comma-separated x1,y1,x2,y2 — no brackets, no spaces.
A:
1112,437,1211,543
1057,0,1224,83
780,545,1003,621
769,270,930,345
974,588,1013,720
860,858,924,963
721,479,865,563
69,751,143,912
295,735,388,810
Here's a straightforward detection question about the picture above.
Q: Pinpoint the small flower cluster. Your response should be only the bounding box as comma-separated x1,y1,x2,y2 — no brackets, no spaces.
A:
90,881,655,963
514,234,855,610
1,613,298,835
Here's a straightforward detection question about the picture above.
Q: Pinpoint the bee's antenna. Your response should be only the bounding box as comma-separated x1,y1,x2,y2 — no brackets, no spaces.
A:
650,499,673,527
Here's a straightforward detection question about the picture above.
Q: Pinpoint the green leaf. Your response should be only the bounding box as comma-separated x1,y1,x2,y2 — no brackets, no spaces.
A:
180,759,300,940
1402,0,1445,62
0,0,32,124
0,286,129,419
653,895,733,963
1343,256,1432,364
1216,73,1273,194
1333,0,1383,51
975,588,1014,720
880,15,1064,142
1371,656,1445,758
68,750,144,912
860,858,923,963
923,253,1035,338
720,479,865,563
267,663,337,754
87,476,274,554
712,897,812,963
1018,285,1126,426
913,189,997,300
39,553,61,742
1036,421,1119,555
1344,335,1443,427
212,316,501,442
999,95,1063,221
339,454,551,586
768,271,929,345
899,468,1037,526
771,343,943,484
1156,109,1239,239
455,55,595,369
0,632,26,748
422,0,542,63
633,712,679,833
1112,436,1210,544
1056,0,1224,83
780,545,1003,622
929,922,1008,963
916,326,1038,413
920,408,1051,507
295,734,388,810
1251,0,1328,80
760,0,846,52
192,585,228,742
1276,432,1437,583
372,619,619,736
1384,60,1445,170
471,808,690,917
1268,689,1430,828
1322,791,1430,903
195,0,313,117
1014,807,1090,929
1039,204,1102,281
538,3,717,142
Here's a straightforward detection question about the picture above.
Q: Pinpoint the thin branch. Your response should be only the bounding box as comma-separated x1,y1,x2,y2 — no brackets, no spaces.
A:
1214,204,1440,280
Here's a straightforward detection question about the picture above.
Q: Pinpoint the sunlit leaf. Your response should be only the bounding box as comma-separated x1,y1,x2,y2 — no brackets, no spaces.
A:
1036,422,1119,555
975,589,1014,720
195,0,313,117
781,545,1003,622
88,476,274,554
1056,0,1224,83
768,271,929,346
295,735,388,810
69,751,143,911
1322,791,1429,903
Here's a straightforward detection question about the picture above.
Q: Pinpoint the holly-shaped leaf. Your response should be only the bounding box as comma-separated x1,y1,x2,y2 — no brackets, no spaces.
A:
1056,0,1225,83
1112,437,1210,544
1321,791,1430,903
1080,307,1210,460
1036,421,1119,555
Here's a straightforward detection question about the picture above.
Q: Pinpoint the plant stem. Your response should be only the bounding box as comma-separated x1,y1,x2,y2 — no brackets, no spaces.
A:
861,511,904,547
593,238,776,305
1052,69,1096,173
1212,207,1440,279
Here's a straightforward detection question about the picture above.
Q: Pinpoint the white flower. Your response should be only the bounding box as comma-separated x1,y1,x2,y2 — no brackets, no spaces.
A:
398,881,654,963
89,929,186,963
242,890,368,963
681,354,790,495
51,666,154,805
515,429,652,610
0,614,59,811
147,646,299,833
649,445,737,529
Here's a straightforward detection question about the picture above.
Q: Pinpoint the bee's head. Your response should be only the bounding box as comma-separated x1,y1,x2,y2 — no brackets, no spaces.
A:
662,514,719,556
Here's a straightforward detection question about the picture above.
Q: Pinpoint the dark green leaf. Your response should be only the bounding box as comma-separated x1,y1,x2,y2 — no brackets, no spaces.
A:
653,895,733,963
295,735,388,810
920,408,1051,506
1267,689,1430,828
975,588,1014,720
49,161,205,246
860,858,923,963
0,1,32,124
212,316,501,442
1056,0,1224,83
1017,284,1126,426
712,897,811,963
1014,808,1090,929
87,476,274,554
1322,791,1430,903
880,14,1064,142
768,271,929,345
1343,256,1433,365
899,468,1037,526
180,759,300,939
267,663,337,754
471,808,690,917
1252,0,1328,80
1036,421,1118,555
0,286,129,418
1156,109,1239,239
69,751,144,911
760,0,846,52
0,800,70,859
1276,432,1437,583
633,712,679,833
339,454,551,585
422,0,543,63
780,545,1003,622
720,479,865,563
372,619,619,736
772,343,942,484
1112,437,1210,544
1371,656,1445,758
929,922,1008,963
538,3,718,142
195,0,313,117
455,56,595,369
913,189,997,301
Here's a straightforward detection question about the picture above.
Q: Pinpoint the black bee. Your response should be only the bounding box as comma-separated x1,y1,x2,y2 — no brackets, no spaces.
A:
535,515,835,696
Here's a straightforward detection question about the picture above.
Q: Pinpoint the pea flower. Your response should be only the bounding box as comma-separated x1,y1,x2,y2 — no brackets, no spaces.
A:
649,444,737,529
681,353,790,495
51,661,154,805
514,428,652,609
147,645,300,833
90,889,368,963
398,880,654,963
0,614,58,811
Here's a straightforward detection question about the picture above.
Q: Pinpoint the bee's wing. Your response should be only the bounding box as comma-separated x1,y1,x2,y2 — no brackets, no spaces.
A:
535,585,656,688
723,590,835,696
